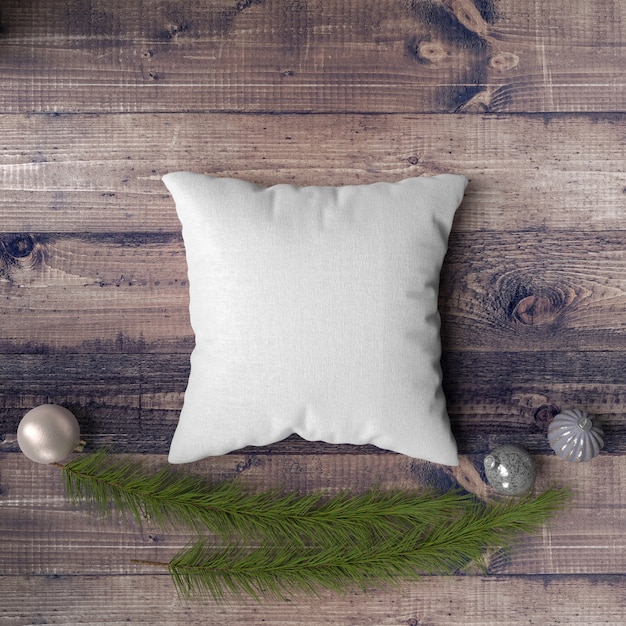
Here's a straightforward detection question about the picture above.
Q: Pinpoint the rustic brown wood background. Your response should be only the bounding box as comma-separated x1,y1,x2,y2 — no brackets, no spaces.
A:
1,0,625,623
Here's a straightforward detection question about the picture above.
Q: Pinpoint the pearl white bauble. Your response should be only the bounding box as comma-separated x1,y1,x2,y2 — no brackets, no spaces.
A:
17,404,81,464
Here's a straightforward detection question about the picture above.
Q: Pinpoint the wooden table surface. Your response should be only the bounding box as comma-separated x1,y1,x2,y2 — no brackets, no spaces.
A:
1,1,625,624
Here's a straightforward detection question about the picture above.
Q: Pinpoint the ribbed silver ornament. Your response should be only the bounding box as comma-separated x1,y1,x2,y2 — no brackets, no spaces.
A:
548,408,604,463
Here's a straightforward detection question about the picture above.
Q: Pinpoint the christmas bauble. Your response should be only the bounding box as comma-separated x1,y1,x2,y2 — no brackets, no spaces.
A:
548,408,604,462
17,404,81,464
484,444,536,496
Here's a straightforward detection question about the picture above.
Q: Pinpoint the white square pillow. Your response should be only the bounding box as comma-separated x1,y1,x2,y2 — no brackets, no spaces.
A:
163,172,467,466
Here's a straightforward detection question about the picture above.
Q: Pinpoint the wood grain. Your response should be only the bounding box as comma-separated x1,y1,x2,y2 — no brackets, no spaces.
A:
3,229,626,349
2,0,625,623
1,574,624,625
0,0,624,114
1,113,624,233
442,231,626,351
2,228,626,453
0,453,624,625
3,231,626,354
1,453,624,577
0,233,192,352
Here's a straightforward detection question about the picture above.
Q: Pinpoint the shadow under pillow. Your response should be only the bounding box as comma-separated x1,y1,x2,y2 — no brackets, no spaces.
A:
164,172,467,466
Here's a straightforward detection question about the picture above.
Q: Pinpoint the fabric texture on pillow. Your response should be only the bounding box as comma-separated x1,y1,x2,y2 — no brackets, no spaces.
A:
164,172,467,466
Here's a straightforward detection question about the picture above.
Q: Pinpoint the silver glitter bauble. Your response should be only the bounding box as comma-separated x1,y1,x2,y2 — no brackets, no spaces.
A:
17,404,81,464
548,408,604,463
484,444,536,496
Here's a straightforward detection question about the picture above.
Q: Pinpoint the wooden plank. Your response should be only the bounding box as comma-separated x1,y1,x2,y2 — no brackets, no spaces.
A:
0,233,192,353
2,227,626,453
0,455,626,626
0,113,625,233
442,231,626,353
0,381,623,455
0,574,624,626
0,453,624,624
0,453,624,577
0,0,624,114
1,356,625,454
1,395,622,455
3,231,626,353
1,350,625,455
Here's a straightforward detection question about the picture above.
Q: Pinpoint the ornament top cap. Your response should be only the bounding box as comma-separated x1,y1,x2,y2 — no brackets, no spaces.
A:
484,455,498,470
483,444,536,496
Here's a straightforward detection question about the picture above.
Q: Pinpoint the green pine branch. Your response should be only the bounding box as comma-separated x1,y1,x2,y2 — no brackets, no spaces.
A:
164,487,570,601
61,450,471,545
61,451,569,602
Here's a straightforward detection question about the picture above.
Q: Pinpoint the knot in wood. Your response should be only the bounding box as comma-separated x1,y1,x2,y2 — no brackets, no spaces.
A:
492,273,574,328
2,234,36,259
0,234,45,272
417,40,447,63
513,292,565,326
406,36,449,65
533,403,561,433
489,52,520,71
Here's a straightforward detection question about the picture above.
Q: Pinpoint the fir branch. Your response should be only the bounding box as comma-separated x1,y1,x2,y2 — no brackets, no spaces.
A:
165,487,570,602
61,451,471,545
167,537,427,602
62,450,569,601
62,450,256,537
406,486,571,574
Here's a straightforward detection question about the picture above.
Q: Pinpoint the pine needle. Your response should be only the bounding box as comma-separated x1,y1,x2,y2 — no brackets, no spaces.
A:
167,487,570,602
61,450,472,544
410,486,571,574
62,450,257,538
61,451,569,602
